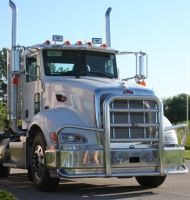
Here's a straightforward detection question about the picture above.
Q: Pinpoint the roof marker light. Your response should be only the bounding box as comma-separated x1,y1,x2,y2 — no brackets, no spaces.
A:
100,43,107,47
75,40,82,45
44,40,50,44
140,81,146,86
63,40,70,45
86,42,92,46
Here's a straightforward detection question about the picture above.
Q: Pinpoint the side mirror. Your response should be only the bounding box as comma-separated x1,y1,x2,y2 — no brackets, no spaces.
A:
138,52,148,80
139,55,145,78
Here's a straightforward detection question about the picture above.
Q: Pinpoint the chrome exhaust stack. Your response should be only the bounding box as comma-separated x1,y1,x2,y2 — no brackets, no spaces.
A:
105,7,112,47
9,0,25,135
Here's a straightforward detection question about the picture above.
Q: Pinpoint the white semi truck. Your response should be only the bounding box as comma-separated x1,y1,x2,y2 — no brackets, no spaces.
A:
0,0,188,192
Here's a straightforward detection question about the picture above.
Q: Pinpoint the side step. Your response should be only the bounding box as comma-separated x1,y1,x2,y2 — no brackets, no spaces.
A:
3,163,18,168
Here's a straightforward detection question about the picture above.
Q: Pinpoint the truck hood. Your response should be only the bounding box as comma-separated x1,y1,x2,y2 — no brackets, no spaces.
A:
48,77,155,127
47,76,157,128
49,76,154,96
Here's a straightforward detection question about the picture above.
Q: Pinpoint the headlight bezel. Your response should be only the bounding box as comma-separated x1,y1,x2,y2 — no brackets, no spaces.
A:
60,133,88,144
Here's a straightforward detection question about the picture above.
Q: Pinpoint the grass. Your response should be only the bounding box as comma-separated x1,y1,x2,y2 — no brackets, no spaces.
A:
0,190,17,200
185,150,190,160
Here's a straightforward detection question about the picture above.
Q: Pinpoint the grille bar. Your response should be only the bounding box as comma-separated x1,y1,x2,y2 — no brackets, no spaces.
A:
110,108,158,112
111,138,160,143
110,123,159,127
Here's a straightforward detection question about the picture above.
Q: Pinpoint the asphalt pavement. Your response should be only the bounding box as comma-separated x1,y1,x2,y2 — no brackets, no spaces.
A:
0,161,190,200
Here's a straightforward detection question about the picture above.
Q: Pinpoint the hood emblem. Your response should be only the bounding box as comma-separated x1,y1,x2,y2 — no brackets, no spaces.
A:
123,90,133,94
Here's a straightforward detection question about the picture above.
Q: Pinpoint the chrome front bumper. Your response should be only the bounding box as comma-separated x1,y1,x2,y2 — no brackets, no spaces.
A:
45,145,188,178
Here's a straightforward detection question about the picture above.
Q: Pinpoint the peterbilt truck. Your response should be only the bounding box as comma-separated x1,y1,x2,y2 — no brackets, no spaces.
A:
0,0,188,192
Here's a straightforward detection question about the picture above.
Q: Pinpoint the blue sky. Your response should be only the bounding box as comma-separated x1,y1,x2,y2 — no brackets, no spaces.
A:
1,0,190,99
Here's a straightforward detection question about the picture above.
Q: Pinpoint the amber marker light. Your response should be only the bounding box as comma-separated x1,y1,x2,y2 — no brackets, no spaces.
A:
75,40,82,45
63,40,70,45
86,42,92,46
100,43,107,47
12,75,19,84
44,40,50,44
140,81,146,86
50,133,57,143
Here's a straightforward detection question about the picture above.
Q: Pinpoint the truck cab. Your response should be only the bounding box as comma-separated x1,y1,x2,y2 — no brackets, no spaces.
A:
0,0,188,192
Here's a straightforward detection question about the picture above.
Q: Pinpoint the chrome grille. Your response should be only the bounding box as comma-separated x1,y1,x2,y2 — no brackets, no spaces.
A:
100,95,158,140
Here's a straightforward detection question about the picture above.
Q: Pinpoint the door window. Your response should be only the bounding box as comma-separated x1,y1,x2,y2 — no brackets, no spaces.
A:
26,56,39,82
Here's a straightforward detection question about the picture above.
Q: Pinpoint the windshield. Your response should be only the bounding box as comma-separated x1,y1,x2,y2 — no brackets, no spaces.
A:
42,50,118,78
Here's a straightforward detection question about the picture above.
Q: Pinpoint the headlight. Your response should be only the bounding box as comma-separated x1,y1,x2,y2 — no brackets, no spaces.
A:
163,116,178,147
164,130,178,147
60,133,88,144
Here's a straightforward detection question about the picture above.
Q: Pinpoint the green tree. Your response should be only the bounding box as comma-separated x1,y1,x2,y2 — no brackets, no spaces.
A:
162,93,190,124
0,101,10,129
0,48,10,129
0,48,8,105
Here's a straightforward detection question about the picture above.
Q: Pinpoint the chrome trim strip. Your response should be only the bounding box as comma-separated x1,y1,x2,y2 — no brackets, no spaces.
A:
57,169,161,178
127,100,131,138
110,123,159,127
57,167,188,178
158,98,165,176
103,97,111,176
57,169,105,178
111,138,159,143
111,147,158,151
110,108,158,112
143,100,146,138
111,102,115,138
111,172,160,177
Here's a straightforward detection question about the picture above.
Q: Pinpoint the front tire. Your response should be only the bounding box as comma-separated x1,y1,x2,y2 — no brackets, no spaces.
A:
31,133,60,192
0,164,10,178
135,176,166,187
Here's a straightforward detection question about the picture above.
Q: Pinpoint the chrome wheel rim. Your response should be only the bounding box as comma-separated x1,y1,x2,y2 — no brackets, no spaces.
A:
32,145,44,180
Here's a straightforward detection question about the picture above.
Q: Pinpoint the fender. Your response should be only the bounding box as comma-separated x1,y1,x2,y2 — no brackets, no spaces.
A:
27,107,95,146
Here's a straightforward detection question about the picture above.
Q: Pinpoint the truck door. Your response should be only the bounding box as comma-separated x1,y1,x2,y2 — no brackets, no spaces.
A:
24,54,41,123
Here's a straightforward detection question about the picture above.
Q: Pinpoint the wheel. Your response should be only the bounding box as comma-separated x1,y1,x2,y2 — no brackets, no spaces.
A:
31,133,60,192
135,176,166,187
0,164,10,178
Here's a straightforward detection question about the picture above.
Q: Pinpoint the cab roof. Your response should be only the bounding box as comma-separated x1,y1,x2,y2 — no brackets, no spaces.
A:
25,43,119,56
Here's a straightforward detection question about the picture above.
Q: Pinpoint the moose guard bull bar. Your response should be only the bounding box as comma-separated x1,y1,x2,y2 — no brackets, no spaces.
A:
45,95,189,178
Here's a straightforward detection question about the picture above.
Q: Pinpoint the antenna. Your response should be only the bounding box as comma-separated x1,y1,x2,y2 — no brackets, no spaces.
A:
84,6,86,43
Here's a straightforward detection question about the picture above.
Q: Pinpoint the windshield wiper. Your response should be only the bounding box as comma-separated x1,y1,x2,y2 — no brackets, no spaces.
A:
60,71,80,78
87,71,113,79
